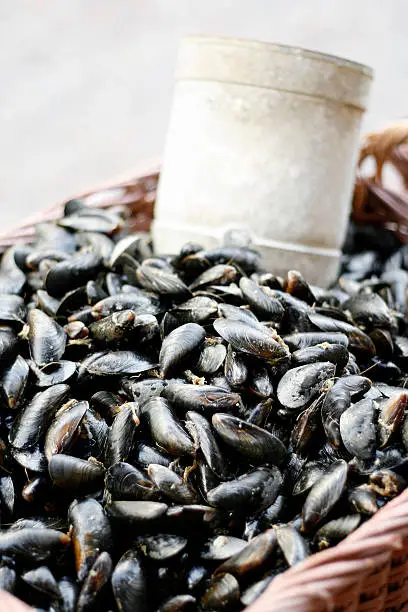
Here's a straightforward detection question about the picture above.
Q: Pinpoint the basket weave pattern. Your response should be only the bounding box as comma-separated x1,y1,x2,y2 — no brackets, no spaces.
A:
251,489,408,611
2,127,408,611
0,170,160,249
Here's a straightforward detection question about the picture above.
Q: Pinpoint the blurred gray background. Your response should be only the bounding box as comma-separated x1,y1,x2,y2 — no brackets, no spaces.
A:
1,0,406,229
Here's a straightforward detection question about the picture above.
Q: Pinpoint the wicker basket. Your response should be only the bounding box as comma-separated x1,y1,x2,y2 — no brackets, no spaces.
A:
2,126,408,612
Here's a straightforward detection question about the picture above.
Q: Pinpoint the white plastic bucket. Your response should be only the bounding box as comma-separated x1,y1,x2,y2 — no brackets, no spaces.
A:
152,36,373,285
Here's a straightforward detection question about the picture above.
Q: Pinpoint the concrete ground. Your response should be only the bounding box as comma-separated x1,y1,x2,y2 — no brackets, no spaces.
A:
1,0,407,229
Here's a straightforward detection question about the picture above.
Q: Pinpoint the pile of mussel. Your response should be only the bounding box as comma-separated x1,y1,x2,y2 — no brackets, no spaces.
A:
0,202,408,611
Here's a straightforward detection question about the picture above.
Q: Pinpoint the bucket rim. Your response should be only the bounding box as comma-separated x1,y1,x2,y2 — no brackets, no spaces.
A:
182,35,373,78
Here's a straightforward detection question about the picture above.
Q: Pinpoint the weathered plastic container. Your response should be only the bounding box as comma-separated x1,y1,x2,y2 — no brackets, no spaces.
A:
152,36,373,286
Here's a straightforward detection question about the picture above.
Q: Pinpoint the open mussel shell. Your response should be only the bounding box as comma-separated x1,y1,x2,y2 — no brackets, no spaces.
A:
109,233,152,268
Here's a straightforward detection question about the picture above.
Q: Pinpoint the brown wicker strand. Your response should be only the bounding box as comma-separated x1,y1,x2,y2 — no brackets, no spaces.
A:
248,488,408,612
353,120,408,241
0,169,159,249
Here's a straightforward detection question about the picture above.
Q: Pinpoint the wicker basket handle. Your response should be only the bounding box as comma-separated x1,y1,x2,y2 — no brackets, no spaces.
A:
353,120,408,241
358,119,408,182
